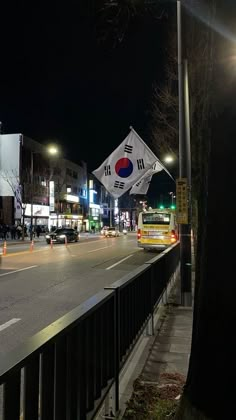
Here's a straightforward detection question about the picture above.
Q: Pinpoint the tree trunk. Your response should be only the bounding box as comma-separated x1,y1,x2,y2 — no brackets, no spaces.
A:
175,113,236,419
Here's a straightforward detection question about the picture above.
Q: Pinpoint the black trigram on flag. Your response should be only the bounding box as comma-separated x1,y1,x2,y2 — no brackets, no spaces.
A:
114,181,125,189
124,144,133,154
137,159,145,170
136,180,142,187
104,165,111,176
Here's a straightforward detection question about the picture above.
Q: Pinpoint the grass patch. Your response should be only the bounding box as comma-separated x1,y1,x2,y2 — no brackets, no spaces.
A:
123,373,185,420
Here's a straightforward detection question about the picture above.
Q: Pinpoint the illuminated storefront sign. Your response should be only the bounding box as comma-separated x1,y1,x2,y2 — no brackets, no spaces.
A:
65,194,79,203
49,181,55,211
24,204,50,217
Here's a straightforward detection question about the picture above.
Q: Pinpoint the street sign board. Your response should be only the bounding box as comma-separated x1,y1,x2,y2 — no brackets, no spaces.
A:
176,178,188,224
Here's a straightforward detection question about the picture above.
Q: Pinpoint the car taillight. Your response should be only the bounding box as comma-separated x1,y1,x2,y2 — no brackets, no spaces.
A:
137,229,141,240
171,229,177,242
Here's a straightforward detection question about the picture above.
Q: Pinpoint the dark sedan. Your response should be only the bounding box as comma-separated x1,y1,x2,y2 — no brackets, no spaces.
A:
45,228,79,244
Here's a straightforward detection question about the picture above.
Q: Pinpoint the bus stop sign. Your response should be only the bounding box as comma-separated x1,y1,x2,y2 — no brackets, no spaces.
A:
176,178,188,224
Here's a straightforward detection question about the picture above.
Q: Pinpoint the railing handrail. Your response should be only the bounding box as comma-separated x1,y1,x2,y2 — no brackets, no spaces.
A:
0,288,114,382
108,263,150,289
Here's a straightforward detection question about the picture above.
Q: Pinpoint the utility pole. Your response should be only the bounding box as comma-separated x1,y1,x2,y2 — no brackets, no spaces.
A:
30,151,34,241
177,0,192,306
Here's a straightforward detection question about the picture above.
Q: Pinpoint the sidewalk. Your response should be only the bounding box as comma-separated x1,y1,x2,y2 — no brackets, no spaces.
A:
0,232,100,246
120,273,194,419
141,284,192,382
0,236,46,245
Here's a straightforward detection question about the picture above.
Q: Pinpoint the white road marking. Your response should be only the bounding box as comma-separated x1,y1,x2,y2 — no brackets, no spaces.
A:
106,254,133,270
0,318,21,332
0,265,38,277
88,246,110,253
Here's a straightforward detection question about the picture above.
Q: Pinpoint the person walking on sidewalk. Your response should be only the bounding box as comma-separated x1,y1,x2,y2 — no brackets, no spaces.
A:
10,225,16,239
2,224,8,240
35,225,41,238
16,224,22,239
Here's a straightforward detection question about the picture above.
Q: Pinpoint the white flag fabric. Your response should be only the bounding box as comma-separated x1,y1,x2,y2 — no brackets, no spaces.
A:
130,175,153,195
92,128,158,198
129,160,163,195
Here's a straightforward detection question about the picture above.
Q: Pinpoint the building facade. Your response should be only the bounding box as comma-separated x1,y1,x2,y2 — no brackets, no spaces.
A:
48,158,88,231
86,174,114,232
0,133,88,231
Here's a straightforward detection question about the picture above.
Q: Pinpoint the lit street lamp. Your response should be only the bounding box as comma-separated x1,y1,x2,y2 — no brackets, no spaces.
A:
30,145,59,240
169,192,176,206
163,155,174,164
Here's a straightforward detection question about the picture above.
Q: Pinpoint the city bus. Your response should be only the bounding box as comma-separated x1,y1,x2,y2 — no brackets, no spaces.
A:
137,208,178,251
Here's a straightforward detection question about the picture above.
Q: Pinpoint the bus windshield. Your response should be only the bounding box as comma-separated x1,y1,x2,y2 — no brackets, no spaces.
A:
142,212,170,225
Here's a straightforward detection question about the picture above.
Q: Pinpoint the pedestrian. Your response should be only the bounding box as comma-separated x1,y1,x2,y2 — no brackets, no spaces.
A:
16,225,22,239
2,224,7,240
36,225,41,238
10,225,16,239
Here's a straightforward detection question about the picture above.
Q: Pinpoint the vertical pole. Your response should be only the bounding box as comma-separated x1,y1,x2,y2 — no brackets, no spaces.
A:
114,287,120,414
177,0,192,306
110,195,112,227
30,151,34,241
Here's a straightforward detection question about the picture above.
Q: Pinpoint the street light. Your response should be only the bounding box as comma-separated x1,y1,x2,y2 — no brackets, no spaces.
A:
47,145,59,156
169,192,176,206
163,155,174,164
30,145,59,240
177,0,192,306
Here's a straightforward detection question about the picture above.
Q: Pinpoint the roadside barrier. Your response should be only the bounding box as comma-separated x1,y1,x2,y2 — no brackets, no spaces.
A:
30,240,34,252
2,241,7,256
65,235,68,247
0,243,180,419
50,238,53,249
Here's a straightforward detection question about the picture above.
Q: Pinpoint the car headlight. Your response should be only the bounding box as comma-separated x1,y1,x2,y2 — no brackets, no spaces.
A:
59,234,66,238
112,232,116,235
46,235,50,239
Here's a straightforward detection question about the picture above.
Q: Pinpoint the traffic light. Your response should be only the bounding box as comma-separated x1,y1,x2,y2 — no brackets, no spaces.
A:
171,205,176,210
159,205,164,209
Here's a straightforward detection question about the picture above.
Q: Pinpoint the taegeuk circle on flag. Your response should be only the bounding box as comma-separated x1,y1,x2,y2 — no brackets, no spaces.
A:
115,158,133,178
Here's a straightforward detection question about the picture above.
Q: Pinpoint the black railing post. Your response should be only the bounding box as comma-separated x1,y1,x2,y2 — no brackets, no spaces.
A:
104,286,120,415
150,264,154,336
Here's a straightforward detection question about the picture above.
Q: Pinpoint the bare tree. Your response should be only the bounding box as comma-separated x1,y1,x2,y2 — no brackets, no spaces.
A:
1,170,27,240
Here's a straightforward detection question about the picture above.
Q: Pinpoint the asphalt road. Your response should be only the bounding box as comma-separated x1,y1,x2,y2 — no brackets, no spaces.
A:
0,233,155,355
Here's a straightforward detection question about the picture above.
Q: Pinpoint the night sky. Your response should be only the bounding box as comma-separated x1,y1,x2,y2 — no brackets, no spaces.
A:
0,1,235,201
0,3,167,170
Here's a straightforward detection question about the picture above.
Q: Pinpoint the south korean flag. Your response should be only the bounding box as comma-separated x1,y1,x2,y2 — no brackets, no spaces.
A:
130,175,153,195
129,160,168,195
92,127,158,198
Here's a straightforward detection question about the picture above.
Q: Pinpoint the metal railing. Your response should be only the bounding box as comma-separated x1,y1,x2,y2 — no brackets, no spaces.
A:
0,242,180,420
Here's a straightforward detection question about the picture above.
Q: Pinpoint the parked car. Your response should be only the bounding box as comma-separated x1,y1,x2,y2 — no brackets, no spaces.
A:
104,227,120,237
100,226,108,235
45,228,79,244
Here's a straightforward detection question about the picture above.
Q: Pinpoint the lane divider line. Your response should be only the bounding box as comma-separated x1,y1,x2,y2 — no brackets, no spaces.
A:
106,254,133,270
0,318,21,332
0,265,38,277
88,246,111,253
